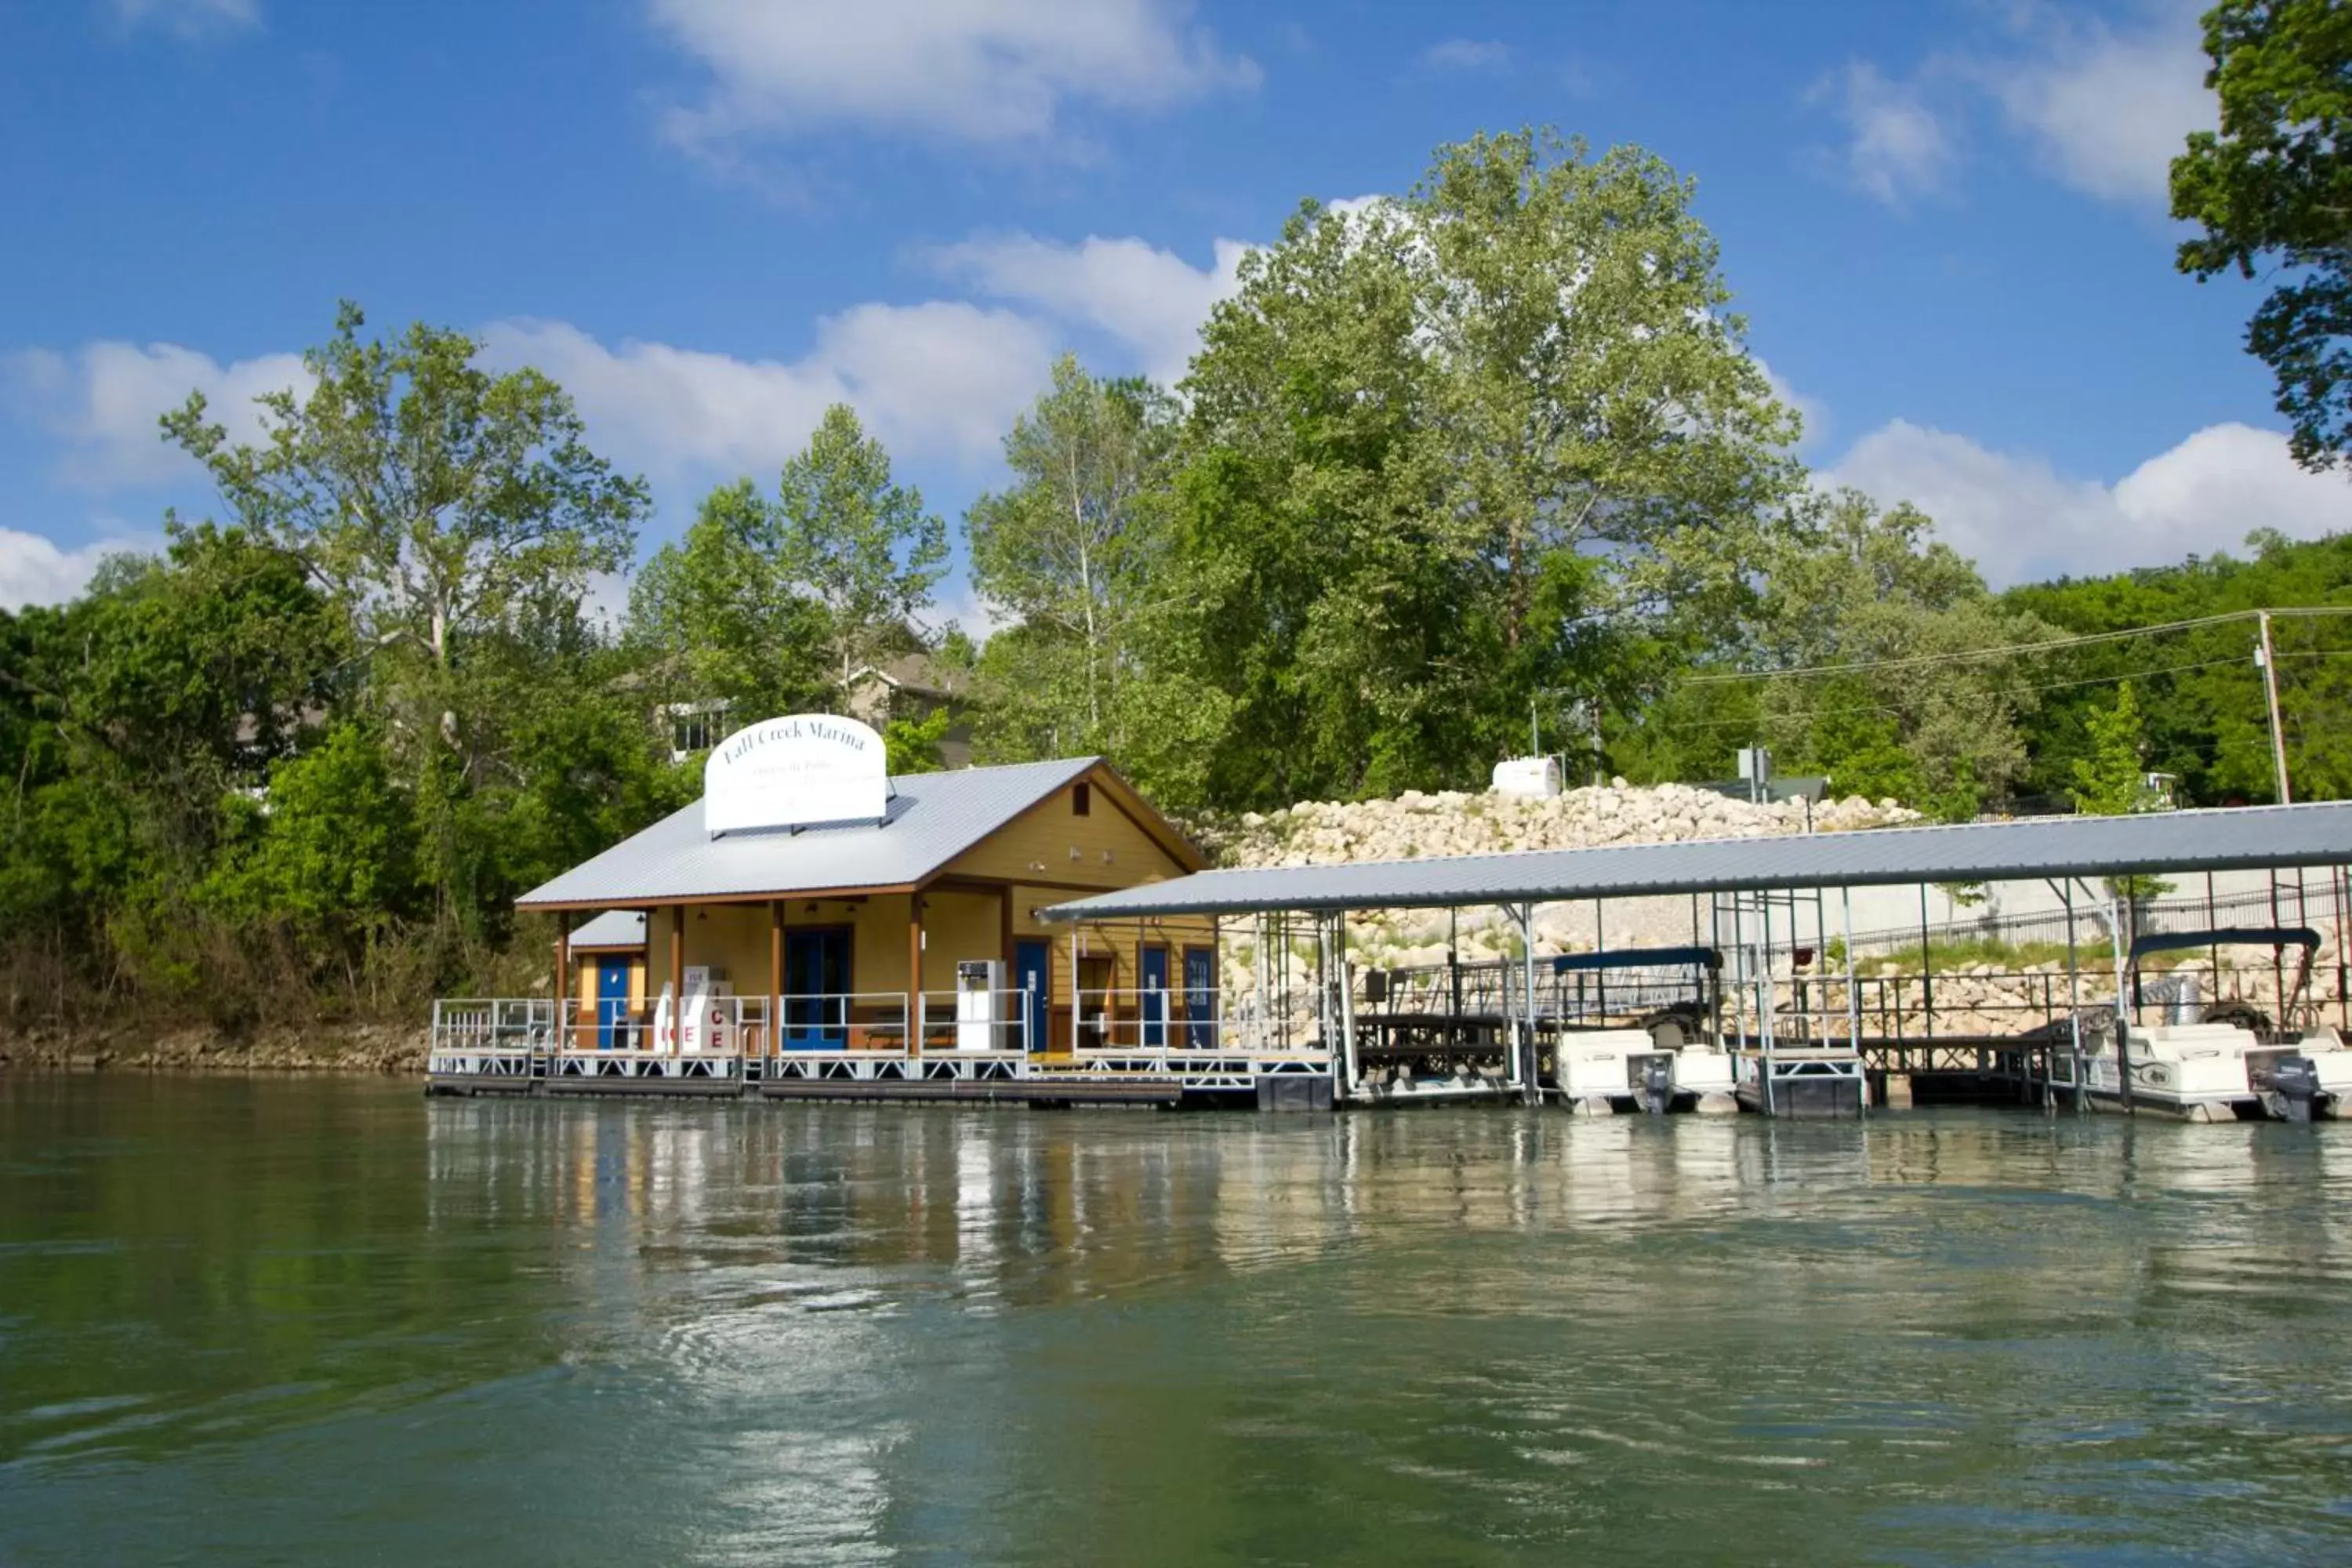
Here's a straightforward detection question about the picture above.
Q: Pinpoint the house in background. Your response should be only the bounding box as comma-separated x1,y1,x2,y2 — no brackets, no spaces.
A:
844,653,977,769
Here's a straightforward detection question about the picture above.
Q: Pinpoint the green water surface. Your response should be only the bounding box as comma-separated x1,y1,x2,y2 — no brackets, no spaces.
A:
5,1075,2352,1565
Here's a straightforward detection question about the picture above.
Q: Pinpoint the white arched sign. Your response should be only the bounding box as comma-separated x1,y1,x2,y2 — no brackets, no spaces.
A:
704,714,888,834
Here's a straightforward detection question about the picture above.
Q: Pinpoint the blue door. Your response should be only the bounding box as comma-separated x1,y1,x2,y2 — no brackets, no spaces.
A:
1183,947,1216,1051
1014,939,1051,1055
1140,946,1171,1049
785,928,851,1049
596,960,630,1050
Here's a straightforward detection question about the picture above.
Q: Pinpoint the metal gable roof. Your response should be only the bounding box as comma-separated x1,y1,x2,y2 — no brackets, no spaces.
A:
566,909,646,949
1040,800,2352,921
517,756,1101,909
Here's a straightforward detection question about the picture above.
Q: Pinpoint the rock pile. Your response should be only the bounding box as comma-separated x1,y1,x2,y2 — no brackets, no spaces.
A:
1200,780,1919,985
1203,780,1915,870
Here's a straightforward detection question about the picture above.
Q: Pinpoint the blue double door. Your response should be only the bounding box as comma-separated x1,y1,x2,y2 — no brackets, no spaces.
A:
783,927,852,1049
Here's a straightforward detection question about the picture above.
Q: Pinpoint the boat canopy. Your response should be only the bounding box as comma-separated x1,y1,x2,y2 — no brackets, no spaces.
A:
1551,946,1723,975
2128,926,2322,962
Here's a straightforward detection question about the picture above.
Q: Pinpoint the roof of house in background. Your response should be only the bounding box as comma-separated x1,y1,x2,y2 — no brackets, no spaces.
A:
846,653,973,701
518,757,1199,910
1041,801,2352,920
567,910,646,949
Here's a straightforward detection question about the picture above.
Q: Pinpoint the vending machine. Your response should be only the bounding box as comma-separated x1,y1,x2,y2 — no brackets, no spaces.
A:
956,960,1006,1051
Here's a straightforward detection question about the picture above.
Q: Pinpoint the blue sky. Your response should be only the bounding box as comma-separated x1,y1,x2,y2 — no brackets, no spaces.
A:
2,0,2344,619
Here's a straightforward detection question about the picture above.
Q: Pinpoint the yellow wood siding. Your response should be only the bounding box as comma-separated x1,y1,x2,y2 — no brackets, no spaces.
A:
942,779,1192,890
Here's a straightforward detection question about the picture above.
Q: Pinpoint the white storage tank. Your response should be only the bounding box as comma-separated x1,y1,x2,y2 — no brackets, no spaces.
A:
1491,755,1563,799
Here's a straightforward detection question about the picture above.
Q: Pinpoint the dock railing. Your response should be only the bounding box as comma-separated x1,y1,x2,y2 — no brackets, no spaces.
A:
430,987,1330,1086
1071,986,1331,1068
914,989,1033,1057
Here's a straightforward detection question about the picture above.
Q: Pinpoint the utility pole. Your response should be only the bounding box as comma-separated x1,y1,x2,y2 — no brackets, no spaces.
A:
2258,609,2292,805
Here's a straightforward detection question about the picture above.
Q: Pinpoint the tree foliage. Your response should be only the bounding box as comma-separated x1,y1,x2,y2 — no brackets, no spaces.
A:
1746,492,2054,818
775,404,947,691
967,356,1180,759
2172,0,2352,471
1160,129,1799,810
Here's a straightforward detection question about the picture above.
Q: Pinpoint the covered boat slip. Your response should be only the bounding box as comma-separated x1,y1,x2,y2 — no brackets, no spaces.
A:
1040,801,2352,1119
428,726,1327,1104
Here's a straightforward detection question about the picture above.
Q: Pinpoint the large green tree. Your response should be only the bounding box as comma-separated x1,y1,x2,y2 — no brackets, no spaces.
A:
2172,0,2352,471
626,477,830,727
161,304,652,944
774,404,947,691
960,356,1231,798
1168,129,1800,808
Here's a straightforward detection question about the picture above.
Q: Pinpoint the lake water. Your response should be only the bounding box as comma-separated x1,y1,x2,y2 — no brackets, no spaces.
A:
5,1076,2352,1564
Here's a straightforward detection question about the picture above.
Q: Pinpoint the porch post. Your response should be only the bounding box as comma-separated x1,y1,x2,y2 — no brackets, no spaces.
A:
670,905,685,1053
769,898,783,1058
909,891,925,1054
554,911,572,1051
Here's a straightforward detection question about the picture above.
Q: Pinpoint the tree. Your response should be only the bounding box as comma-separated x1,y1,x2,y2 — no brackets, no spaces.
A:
161,304,652,949
883,706,952,775
626,478,829,724
966,356,1180,756
162,302,649,772
213,724,419,985
775,405,947,691
2003,529,2352,804
2071,681,2172,907
2172,0,2352,471
1168,129,1802,809
2071,682,2155,815
1746,491,2054,817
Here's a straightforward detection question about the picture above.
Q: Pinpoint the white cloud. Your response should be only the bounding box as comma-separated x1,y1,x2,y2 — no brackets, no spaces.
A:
1811,60,1955,206
1,340,309,488
648,0,1259,151
927,232,1247,388
0,525,153,610
1825,419,2350,586
930,577,1009,642
1755,356,1829,452
111,0,258,38
1421,39,1509,71
1980,2,2212,205
481,303,1060,476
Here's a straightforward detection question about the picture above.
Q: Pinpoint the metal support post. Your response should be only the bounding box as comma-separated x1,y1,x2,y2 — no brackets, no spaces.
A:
2064,880,2086,1115
2109,890,2133,1115
1334,911,1358,1102
1519,903,1542,1105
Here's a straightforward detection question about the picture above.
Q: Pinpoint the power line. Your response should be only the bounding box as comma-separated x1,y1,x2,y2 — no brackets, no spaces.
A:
1648,655,2258,736
1675,605,2352,687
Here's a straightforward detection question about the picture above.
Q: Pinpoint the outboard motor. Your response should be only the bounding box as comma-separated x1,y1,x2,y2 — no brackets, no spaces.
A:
1639,1055,1675,1116
2259,1054,2320,1123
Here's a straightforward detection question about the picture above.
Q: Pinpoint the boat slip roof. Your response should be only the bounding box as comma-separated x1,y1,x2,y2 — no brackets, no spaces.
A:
1042,800,2352,921
518,757,1099,909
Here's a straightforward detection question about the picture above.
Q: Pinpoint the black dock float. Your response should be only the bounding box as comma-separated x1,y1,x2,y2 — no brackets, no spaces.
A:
539,1076,746,1098
758,1077,1185,1107
425,1074,539,1098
